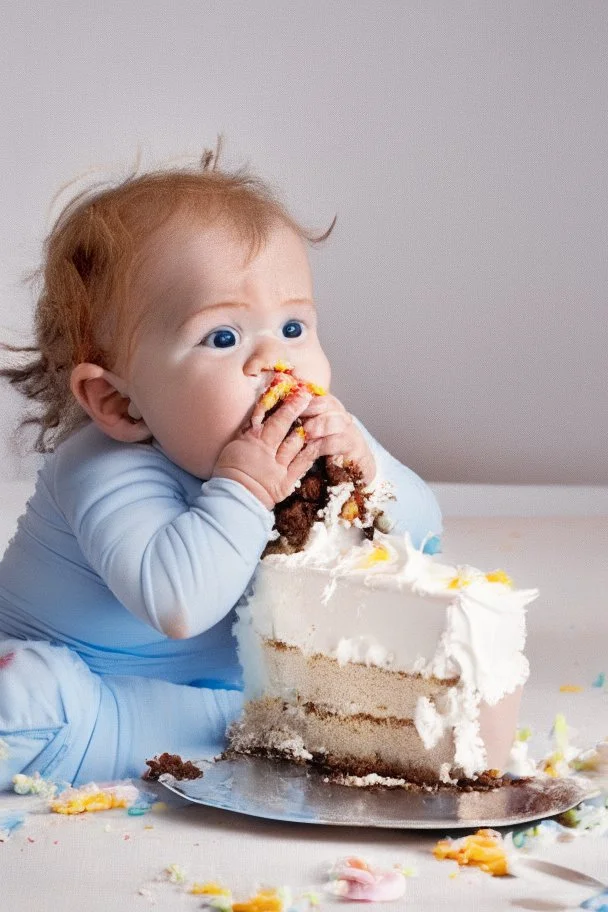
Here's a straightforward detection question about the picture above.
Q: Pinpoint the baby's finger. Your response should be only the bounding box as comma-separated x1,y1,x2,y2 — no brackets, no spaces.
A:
307,433,375,484
284,438,325,489
261,388,313,451
275,426,307,466
303,410,352,440
249,400,267,432
299,393,342,418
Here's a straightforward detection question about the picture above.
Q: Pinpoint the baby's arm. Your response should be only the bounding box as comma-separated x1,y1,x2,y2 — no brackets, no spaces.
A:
353,417,443,553
54,429,276,640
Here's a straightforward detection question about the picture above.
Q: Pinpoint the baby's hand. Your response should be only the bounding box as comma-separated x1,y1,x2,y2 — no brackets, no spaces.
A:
212,388,328,509
299,394,376,485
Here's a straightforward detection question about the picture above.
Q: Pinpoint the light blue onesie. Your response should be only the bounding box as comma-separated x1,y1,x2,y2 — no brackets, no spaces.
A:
0,421,441,789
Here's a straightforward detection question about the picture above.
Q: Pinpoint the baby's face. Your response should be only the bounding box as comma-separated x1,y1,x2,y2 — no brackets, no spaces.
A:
122,219,331,479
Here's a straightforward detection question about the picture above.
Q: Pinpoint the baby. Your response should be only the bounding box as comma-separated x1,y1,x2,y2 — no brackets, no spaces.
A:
0,150,441,789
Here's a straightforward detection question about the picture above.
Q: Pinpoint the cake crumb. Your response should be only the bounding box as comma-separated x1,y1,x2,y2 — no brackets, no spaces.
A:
143,753,203,781
433,828,510,876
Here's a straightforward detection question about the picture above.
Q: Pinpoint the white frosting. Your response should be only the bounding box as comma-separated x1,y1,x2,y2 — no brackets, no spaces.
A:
234,520,538,779
507,739,538,777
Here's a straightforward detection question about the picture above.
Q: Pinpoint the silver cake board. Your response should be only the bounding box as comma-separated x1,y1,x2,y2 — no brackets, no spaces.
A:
158,755,597,830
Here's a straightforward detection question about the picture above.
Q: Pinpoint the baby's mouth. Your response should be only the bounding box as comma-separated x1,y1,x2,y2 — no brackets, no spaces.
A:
253,360,295,400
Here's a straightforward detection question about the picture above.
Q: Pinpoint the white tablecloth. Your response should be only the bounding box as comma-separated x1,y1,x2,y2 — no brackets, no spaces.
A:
1,482,607,911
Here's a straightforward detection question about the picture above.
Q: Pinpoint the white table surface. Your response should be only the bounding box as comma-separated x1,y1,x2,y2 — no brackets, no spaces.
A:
1,480,607,911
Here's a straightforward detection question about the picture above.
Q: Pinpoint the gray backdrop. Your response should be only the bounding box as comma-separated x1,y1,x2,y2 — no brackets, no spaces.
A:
1,1,606,484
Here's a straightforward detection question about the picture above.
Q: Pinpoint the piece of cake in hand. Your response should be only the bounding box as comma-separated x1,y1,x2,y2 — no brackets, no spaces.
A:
230,388,538,785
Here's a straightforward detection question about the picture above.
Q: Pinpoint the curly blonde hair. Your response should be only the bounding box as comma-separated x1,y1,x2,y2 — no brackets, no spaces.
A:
1,144,335,452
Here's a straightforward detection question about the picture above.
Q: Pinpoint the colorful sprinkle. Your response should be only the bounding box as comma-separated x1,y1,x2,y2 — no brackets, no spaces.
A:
592,673,605,688
327,856,407,901
559,684,584,693
191,882,232,896
165,863,187,883
0,651,15,669
485,570,513,587
357,544,391,569
447,572,472,590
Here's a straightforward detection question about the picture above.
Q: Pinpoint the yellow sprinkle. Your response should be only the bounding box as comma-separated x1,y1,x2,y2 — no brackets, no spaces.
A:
50,791,128,815
447,573,472,590
191,882,231,896
543,759,561,778
553,713,568,739
485,569,513,586
358,544,391,569
295,425,306,439
232,889,283,912
559,685,584,693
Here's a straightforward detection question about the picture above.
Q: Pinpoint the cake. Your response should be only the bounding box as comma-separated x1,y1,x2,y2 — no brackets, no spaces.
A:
229,370,538,786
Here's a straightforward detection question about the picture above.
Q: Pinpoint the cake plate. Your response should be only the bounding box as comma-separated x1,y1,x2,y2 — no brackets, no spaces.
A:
158,755,597,829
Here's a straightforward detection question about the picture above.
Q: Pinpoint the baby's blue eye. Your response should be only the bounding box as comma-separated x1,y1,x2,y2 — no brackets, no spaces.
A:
202,328,240,349
282,320,304,339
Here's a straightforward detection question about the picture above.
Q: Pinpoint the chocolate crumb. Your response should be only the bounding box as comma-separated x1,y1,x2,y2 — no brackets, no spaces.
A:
266,457,382,554
143,752,203,781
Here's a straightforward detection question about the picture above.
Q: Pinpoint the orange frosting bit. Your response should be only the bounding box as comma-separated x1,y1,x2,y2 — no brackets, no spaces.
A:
190,882,231,896
433,829,509,876
232,889,283,912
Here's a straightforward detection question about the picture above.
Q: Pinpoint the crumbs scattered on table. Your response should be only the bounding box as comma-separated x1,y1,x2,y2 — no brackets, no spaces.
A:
433,829,510,876
191,882,232,896
157,877,320,912
13,772,59,798
50,781,140,814
327,856,408,900
166,863,187,884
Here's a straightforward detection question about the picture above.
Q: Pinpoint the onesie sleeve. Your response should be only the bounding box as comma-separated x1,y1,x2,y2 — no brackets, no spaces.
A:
353,417,443,553
53,430,274,639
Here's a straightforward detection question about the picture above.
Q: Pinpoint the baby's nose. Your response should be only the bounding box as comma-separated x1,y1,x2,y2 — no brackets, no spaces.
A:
243,335,286,377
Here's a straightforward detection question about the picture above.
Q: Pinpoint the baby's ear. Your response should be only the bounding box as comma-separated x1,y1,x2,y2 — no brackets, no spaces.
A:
70,363,151,443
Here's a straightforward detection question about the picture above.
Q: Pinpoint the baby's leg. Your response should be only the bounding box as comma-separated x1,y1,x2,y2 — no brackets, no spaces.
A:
0,639,242,789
